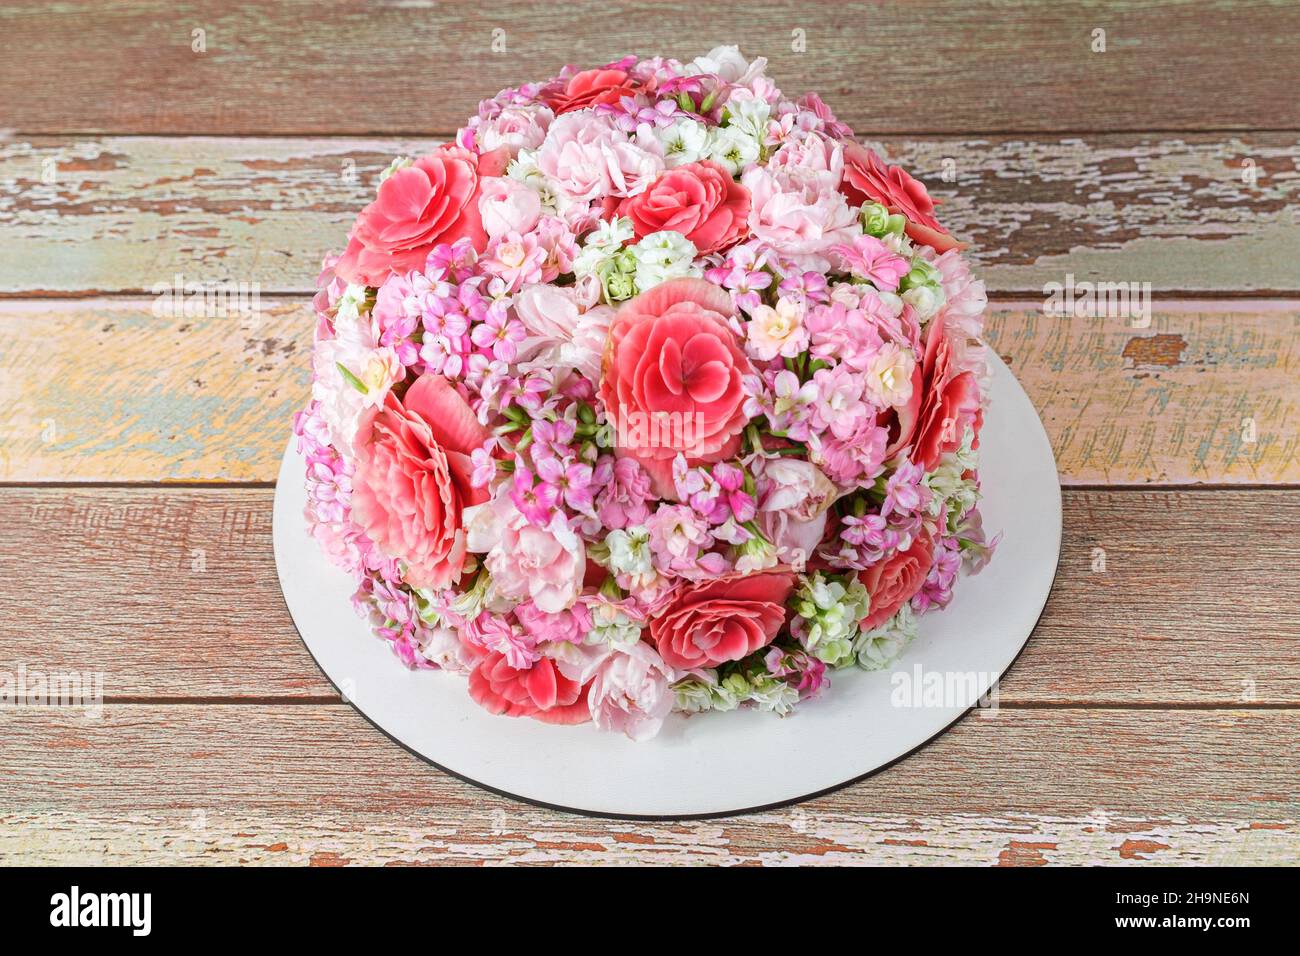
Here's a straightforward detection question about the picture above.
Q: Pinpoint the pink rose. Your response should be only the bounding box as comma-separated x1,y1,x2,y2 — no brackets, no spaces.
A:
911,313,981,470
650,571,796,671
598,278,755,498
477,176,542,240
468,651,592,724
616,161,751,255
351,374,490,589
840,143,962,253
547,68,646,114
858,533,934,630
335,145,509,287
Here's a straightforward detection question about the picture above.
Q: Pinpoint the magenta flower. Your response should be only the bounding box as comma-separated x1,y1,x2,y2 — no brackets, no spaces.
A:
537,455,597,516
705,245,773,313
531,417,578,461
511,466,560,527
830,235,910,292
470,303,527,362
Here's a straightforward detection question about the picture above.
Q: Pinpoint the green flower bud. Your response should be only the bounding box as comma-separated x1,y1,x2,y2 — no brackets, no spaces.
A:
603,269,636,302
860,202,892,236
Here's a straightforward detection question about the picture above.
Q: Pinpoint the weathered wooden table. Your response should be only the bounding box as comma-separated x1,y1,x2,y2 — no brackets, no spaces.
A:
1,1,1296,865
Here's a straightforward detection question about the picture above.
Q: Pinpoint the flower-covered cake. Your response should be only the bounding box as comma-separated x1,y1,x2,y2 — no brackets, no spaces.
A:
294,46,996,741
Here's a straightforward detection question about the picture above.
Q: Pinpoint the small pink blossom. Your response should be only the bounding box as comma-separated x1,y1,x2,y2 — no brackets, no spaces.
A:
594,456,653,530
831,234,911,292
478,231,547,293
510,466,560,527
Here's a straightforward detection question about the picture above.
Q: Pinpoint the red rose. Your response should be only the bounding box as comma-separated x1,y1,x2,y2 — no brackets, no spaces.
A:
598,278,755,498
651,571,796,670
335,145,509,287
912,313,980,470
840,142,962,253
617,161,751,254
468,652,592,724
351,374,490,589
547,68,646,114
858,533,934,630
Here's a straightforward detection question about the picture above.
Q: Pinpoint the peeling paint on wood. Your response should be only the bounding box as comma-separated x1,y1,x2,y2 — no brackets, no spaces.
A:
2,135,1296,294
2,1,1297,136
1,488,1295,704
0,299,309,482
2,300,1294,484
0,809,1292,866
982,303,1299,485
0,707,1294,865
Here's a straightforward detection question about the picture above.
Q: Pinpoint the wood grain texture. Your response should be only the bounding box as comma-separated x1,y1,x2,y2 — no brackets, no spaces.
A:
2,134,1296,295
1,487,1295,704
2,1,1297,135
2,300,1295,484
0,706,1294,864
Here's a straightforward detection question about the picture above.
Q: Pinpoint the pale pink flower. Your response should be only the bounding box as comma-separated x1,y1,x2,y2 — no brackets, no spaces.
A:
745,296,808,360
810,364,868,440
741,162,859,270
535,112,664,202
817,418,889,487
477,176,542,240
463,611,540,670
478,231,546,292
470,492,586,614
644,502,717,574
766,129,844,181
586,641,677,741
929,248,987,338
862,342,916,409
476,103,554,156
755,458,838,564
515,599,592,645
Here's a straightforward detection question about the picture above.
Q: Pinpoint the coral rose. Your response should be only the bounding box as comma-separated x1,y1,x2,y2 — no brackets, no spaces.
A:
468,651,592,724
840,142,962,253
599,278,755,497
335,145,509,287
858,533,934,630
548,67,646,114
912,313,981,470
617,161,751,254
351,374,490,589
650,571,796,671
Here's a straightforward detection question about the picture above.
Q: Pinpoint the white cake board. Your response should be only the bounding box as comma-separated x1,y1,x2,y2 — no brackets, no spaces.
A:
273,352,1061,818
